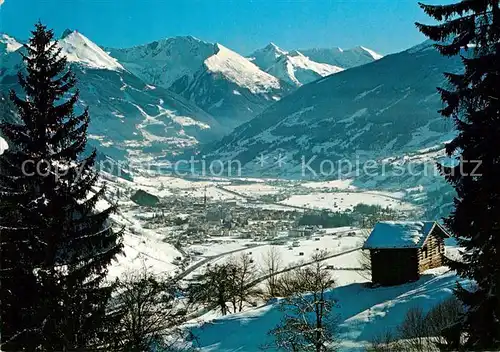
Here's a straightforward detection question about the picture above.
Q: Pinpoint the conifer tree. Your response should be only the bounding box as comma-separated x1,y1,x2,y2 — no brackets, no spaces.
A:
416,1,500,349
0,22,123,350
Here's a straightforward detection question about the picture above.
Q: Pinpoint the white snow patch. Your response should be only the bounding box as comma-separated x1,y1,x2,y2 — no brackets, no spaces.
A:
280,191,415,212
363,221,438,249
360,46,384,60
0,136,8,155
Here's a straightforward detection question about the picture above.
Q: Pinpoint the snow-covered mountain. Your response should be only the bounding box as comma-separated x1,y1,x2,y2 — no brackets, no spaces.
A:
108,37,291,128
203,41,461,176
59,30,124,71
0,31,224,162
169,43,290,129
247,43,289,71
300,46,383,69
107,36,215,88
266,50,343,86
248,43,344,87
0,34,23,53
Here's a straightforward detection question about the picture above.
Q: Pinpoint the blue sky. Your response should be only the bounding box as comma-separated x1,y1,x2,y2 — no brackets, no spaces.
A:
0,0,449,55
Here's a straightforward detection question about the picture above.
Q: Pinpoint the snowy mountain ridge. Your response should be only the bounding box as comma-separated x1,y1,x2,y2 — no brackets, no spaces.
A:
58,30,124,71
109,36,288,127
266,49,344,86
203,40,461,176
0,34,22,53
0,31,225,163
248,42,380,87
107,36,215,88
300,45,383,68
203,43,282,94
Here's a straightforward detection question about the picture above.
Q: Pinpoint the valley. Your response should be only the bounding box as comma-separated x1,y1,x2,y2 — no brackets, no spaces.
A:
0,23,465,351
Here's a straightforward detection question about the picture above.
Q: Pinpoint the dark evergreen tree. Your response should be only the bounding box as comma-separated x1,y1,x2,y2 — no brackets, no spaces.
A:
0,22,123,350
416,1,500,349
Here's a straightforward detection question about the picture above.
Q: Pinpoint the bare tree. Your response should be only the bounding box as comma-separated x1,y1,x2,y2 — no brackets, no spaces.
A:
230,253,262,312
269,250,339,352
366,329,402,352
108,268,191,352
188,255,262,315
397,307,429,351
261,246,283,298
187,263,237,315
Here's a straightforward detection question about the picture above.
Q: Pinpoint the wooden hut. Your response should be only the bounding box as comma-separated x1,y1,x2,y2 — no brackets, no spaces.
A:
362,221,450,286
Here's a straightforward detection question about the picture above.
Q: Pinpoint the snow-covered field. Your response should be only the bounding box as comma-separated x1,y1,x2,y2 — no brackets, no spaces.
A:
188,268,469,351
279,191,415,211
224,183,285,197
187,230,364,270
94,171,464,351
101,172,421,280
301,179,356,190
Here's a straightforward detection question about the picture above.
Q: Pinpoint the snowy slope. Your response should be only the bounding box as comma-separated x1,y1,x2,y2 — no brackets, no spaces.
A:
189,268,470,351
170,43,289,128
0,34,22,52
109,38,290,128
58,30,124,71
249,43,344,86
266,50,343,86
300,45,383,68
204,44,281,94
0,31,224,162
204,41,461,173
106,36,215,88
0,35,24,77
247,42,289,71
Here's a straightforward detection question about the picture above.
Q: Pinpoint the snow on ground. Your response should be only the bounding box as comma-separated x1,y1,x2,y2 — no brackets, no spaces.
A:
0,136,8,155
279,191,415,211
185,230,366,281
131,175,241,200
182,187,244,201
224,184,284,197
107,229,181,280
188,268,470,351
187,237,257,257
107,204,183,279
302,179,356,190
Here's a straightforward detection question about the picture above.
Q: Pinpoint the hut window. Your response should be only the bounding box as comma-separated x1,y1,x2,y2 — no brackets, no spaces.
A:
423,246,428,258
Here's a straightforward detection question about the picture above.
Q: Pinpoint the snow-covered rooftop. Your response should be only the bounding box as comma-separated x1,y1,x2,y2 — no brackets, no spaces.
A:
363,221,440,249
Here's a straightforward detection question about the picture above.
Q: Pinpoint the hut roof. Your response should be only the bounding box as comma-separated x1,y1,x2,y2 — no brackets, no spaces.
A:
362,221,448,250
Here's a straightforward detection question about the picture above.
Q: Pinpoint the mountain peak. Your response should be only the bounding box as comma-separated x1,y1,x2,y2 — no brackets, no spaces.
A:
350,46,383,60
204,43,282,94
264,42,280,51
263,42,287,55
61,28,74,39
58,31,124,71
0,34,22,52
247,42,288,71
